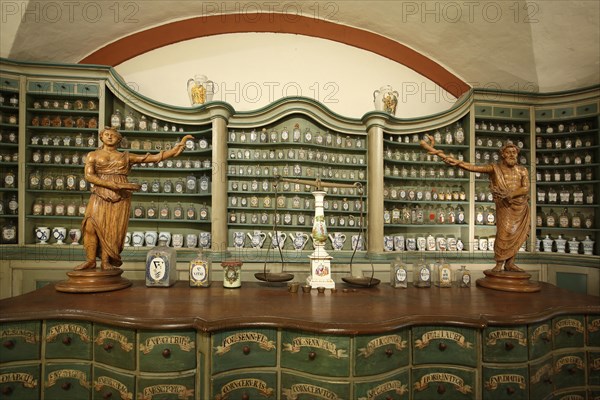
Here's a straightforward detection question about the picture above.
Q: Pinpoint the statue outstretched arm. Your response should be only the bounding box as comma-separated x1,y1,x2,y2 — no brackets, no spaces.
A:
419,134,492,174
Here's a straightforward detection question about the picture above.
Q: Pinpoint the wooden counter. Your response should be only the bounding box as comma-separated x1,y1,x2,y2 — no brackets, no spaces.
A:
1,282,599,400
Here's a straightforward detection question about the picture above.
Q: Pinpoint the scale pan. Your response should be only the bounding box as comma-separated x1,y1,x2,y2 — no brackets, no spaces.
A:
342,276,381,287
254,272,295,282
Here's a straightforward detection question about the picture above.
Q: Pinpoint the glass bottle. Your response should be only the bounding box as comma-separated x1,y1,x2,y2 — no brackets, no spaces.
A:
110,109,122,128
159,202,171,220
1,220,17,244
413,254,431,288
29,169,41,189
433,259,452,288
32,199,44,216
455,265,471,288
124,112,136,130
390,256,408,288
190,248,211,287
146,201,158,219
146,239,177,287
186,204,197,220
558,208,570,228
173,202,184,220
545,209,556,227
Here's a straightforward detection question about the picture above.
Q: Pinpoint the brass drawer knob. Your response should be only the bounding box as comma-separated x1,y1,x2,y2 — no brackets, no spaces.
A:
162,349,171,358
385,348,393,357
308,351,317,360
241,392,250,400
2,340,15,349
565,329,575,337
62,336,72,346
103,391,113,399
103,342,114,352
544,378,553,385
438,342,447,351
506,386,515,395
61,382,71,391
437,384,446,394
504,342,514,351
242,346,251,355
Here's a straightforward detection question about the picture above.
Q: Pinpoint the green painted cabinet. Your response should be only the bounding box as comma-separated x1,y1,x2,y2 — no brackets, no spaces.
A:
45,320,92,360
43,363,91,400
212,371,277,400
281,330,350,377
354,370,410,400
139,329,196,372
281,371,350,400
137,373,195,400
93,324,136,371
412,326,478,367
354,330,409,376
528,321,553,360
92,366,135,400
529,356,554,400
482,365,528,400
553,315,585,350
483,326,528,363
553,352,586,391
211,328,277,374
0,364,40,400
412,366,476,400
0,321,41,362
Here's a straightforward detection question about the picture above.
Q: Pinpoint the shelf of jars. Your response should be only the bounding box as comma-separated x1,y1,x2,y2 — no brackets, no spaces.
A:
0,87,20,244
533,116,599,256
107,101,214,250
226,116,367,251
383,119,470,252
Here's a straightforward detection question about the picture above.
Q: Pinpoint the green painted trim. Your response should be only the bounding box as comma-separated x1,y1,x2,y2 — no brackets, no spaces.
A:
474,84,600,98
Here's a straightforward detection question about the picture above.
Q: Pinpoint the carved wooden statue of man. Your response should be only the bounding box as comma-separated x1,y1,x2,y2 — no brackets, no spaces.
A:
421,137,530,272
75,127,193,270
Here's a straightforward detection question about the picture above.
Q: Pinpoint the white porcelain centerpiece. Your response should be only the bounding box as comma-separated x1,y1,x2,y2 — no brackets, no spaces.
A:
373,85,399,115
187,74,215,105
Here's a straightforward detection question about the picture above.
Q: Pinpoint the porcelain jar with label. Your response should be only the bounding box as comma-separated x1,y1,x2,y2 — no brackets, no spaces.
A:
222,260,243,288
146,239,177,287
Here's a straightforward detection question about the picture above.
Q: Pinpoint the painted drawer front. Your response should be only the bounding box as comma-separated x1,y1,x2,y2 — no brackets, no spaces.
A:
52,81,76,95
44,362,91,400
354,330,409,376
553,107,574,119
354,370,409,400
553,316,585,349
588,315,600,346
553,352,586,390
212,371,276,400
27,80,52,93
492,106,510,118
76,83,99,96
139,330,196,372
475,105,492,117
412,326,477,367
529,356,554,400
535,109,553,121
45,320,92,360
281,331,350,377
137,373,195,400
0,364,40,400
212,328,277,374
0,321,41,362
511,107,530,119
483,326,528,363
93,324,136,370
576,102,598,116
589,351,600,386
482,365,528,400
281,371,349,400
0,77,19,91
412,366,475,400
528,321,553,360
587,389,600,400
92,366,135,400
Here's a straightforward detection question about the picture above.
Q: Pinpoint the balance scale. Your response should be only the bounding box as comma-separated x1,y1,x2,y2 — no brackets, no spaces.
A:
275,177,362,289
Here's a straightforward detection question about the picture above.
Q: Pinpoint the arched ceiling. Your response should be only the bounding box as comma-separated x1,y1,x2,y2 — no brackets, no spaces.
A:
1,0,598,93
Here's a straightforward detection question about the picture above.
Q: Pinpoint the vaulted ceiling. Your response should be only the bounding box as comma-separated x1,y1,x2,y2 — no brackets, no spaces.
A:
1,0,598,93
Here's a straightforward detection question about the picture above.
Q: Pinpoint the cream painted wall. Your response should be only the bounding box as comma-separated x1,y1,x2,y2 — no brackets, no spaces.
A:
115,33,457,119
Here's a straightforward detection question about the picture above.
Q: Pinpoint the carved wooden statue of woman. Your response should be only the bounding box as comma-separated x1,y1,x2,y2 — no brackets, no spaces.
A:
75,127,193,270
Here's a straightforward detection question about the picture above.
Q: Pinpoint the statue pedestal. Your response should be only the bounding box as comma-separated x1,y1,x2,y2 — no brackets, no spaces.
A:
55,269,132,293
307,245,335,289
476,269,541,293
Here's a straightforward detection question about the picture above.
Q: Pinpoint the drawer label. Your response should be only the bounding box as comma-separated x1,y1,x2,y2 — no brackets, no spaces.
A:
94,376,133,400
282,383,340,400
215,332,275,355
554,319,584,334
555,356,584,372
486,330,527,346
0,328,39,343
46,369,90,388
358,380,408,400
358,334,407,358
46,324,91,343
140,335,195,354
216,379,274,400
283,337,348,358
557,396,585,400
530,363,553,384
140,384,193,400
589,318,600,332
531,324,552,342
484,374,526,391
415,330,473,349
414,373,472,394
95,330,133,352
0,372,38,388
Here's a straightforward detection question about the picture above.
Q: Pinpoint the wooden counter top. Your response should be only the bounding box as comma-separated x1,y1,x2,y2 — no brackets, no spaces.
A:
1,281,598,334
